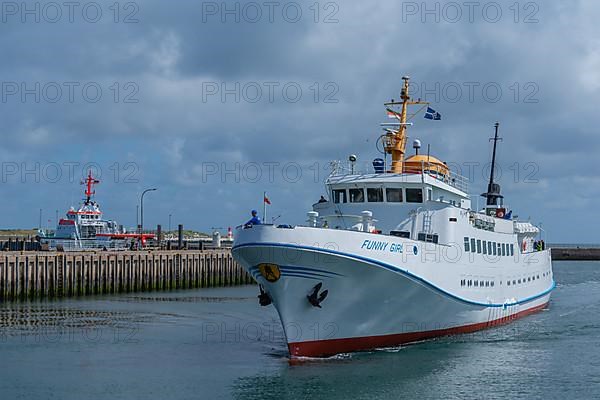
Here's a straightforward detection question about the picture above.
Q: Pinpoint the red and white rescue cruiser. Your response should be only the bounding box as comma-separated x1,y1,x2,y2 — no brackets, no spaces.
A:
232,77,554,358
41,172,154,250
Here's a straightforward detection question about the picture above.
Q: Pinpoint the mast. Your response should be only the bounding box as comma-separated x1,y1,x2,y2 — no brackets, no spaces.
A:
481,122,503,207
384,76,428,173
82,171,100,204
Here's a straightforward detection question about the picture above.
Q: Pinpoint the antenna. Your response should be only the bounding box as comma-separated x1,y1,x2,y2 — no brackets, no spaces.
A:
349,154,357,174
413,139,421,155
427,143,431,163
481,122,504,206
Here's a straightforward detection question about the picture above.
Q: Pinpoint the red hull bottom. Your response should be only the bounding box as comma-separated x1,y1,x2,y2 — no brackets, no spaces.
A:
288,301,549,358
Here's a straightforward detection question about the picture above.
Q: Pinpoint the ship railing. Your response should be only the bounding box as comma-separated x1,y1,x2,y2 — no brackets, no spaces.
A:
328,160,470,193
46,239,130,252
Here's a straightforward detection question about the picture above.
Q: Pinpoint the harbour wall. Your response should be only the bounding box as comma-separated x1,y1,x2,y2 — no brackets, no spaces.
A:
0,250,254,302
551,247,600,261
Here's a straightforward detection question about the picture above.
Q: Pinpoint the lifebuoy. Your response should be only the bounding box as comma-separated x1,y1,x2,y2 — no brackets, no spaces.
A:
496,209,505,218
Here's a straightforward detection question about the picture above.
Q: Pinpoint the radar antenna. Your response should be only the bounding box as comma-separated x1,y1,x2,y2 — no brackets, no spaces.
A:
481,122,504,207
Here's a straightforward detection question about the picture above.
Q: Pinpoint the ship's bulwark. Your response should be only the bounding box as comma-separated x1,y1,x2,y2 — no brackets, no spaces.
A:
232,225,554,358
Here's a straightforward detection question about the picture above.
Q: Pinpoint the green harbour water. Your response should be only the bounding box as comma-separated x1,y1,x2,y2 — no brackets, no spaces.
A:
0,260,599,400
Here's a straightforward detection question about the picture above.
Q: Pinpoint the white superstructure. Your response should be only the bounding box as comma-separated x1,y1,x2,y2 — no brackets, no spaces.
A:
40,171,127,250
232,77,554,358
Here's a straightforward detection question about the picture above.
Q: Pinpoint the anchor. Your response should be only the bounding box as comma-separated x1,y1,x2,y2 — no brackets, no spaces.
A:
307,282,328,308
258,285,272,306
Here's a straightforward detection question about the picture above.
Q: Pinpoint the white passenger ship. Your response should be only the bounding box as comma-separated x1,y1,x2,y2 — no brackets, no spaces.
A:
232,77,554,358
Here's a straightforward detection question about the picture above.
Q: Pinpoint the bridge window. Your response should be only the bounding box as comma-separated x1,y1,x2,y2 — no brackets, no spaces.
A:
349,188,364,203
477,239,482,254
470,238,476,253
483,240,487,255
492,242,497,256
418,233,439,243
332,189,347,204
497,243,501,255
502,243,506,256
367,188,384,202
510,244,514,256
406,188,423,203
488,241,493,255
464,237,470,252
386,188,403,202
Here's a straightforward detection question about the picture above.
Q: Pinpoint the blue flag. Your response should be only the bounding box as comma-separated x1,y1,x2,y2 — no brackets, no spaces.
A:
424,107,441,120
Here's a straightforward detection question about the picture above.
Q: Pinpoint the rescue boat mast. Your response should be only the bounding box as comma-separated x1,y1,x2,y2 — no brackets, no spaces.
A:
82,171,100,205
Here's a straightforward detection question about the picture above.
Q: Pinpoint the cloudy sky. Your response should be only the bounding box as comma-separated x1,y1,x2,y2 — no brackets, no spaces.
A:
0,0,598,242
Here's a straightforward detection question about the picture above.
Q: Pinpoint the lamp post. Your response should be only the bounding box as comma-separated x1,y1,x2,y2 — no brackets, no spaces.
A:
140,188,157,233
168,213,172,233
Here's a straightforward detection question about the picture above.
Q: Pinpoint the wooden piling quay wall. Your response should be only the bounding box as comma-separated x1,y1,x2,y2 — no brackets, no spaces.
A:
0,250,254,302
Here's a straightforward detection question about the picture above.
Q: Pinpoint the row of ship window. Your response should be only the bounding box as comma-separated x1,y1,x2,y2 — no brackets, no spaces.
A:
464,237,514,257
460,271,551,288
80,215,99,219
332,187,423,204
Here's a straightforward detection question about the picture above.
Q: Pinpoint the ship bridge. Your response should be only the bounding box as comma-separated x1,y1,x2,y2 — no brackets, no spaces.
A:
314,158,471,235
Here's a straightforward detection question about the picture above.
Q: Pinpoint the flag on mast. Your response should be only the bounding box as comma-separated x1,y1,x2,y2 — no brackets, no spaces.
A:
424,107,442,120
386,108,401,120
263,192,270,223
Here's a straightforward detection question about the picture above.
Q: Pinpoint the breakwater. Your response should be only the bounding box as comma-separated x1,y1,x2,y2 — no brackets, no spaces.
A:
0,250,253,301
551,247,600,261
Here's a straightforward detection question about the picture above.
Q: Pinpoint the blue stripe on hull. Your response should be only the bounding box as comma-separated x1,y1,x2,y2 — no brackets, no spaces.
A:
234,242,555,308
